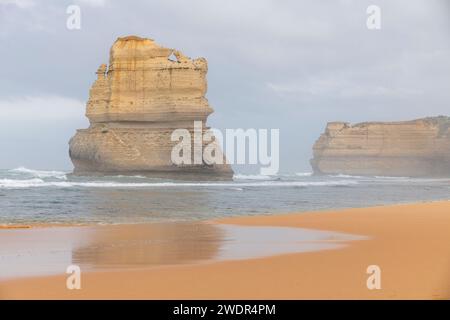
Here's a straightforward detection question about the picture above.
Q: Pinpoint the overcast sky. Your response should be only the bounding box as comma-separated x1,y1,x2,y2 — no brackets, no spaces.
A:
0,0,449,172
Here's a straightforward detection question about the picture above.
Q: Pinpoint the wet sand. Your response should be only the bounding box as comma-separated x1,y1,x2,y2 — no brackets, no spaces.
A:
0,201,449,299
0,223,358,279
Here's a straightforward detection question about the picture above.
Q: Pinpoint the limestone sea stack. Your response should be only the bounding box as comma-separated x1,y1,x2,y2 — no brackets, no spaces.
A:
311,116,450,177
69,36,233,179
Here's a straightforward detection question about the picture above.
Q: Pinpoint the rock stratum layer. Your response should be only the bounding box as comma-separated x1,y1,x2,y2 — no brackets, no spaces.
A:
69,36,233,179
311,116,450,177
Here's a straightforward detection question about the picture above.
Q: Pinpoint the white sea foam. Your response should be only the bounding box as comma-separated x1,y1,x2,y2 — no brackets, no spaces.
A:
329,174,365,179
330,174,423,181
0,178,358,189
9,167,67,180
234,172,313,180
233,174,273,180
0,178,46,188
327,174,450,183
373,175,410,180
329,173,413,180
108,175,147,179
295,172,313,177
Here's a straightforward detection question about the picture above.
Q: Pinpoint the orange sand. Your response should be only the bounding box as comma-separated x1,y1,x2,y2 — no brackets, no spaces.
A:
1,201,449,299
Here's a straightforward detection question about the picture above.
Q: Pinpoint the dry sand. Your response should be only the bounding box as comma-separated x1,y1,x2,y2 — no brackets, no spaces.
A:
0,201,449,299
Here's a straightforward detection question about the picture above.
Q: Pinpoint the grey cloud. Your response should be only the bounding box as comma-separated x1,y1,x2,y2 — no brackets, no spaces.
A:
0,0,448,172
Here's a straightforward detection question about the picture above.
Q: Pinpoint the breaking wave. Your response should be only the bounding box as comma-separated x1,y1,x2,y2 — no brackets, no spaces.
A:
9,167,67,180
233,172,314,180
329,174,365,179
295,172,313,177
0,178,358,189
233,174,273,180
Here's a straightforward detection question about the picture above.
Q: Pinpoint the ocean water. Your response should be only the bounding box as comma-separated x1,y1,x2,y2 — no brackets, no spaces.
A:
0,167,449,226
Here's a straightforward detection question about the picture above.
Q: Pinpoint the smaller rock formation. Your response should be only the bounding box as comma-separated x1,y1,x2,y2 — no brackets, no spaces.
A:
69,36,233,179
311,116,450,177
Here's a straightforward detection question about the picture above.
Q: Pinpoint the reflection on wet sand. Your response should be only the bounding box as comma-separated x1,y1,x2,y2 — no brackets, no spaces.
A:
72,223,224,269
0,222,365,280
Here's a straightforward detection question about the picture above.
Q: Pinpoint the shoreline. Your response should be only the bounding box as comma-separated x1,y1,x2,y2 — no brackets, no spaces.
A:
1,199,448,230
1,201,449,299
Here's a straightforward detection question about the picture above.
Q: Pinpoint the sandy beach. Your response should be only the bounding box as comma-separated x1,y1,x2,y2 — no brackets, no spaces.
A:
0,201,449,299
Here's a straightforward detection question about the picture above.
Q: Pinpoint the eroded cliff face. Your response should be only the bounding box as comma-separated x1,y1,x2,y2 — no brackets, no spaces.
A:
311,116,450,177
69,36,233,179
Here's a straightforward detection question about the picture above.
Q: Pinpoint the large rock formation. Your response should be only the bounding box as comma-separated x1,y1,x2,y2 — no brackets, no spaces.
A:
69,36,233,179
311,116,450,177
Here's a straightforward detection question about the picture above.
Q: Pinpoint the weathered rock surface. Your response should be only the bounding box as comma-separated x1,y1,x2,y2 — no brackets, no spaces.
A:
311,116,450,177
69,36,233,179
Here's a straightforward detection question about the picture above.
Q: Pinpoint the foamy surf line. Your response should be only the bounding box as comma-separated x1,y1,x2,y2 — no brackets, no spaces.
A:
233,173,314,180
8,167,68,180
0,178,358,189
